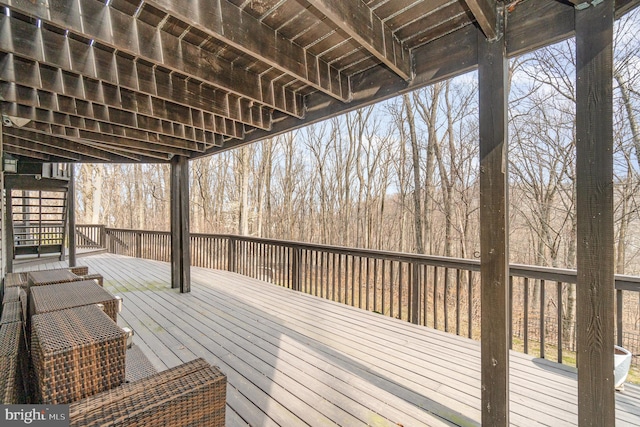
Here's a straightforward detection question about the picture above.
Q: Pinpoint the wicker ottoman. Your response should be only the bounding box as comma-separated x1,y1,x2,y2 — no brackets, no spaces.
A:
30,280,120,322
31,305,127,404
0,321,26,403
28,269,81,287
3,287,22,304
4,272,27,289
70,358,226,427
1,301,22,325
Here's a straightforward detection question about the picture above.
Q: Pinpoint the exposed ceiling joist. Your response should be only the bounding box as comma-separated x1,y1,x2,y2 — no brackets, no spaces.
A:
463,0,499,40
3,142,50,162
3,140,55,161
3,130,118,162
0,15,270,131
0,0,637,164
0,81,238,143
199,0,635,157
77,138,171,161
16,120,200,158
146,0,350,102
307,0,412,81
0,0,304,117
0,102,224,151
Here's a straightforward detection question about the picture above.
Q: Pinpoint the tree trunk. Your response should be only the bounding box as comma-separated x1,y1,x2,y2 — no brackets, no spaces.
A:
403,94,424,254
238,146,250,235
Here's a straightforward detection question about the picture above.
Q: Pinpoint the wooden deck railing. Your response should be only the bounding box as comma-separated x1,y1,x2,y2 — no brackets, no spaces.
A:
77,225,640,365
75,224,106,248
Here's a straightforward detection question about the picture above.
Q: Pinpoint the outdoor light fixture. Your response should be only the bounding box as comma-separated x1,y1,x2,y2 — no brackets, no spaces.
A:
2,114,31,127
3,157,17,173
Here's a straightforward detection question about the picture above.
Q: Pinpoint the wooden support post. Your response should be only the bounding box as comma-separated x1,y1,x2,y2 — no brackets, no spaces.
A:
478,17,509,427
0,124,3,277
170,156,191,293
179,155,191,293
67,164,77,267
575,2,615,426
170,156,180,289
5,187,13,273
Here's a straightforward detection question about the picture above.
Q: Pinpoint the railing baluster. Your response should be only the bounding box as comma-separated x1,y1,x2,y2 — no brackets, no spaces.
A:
456,269,461,336
524,277,529,354
468,271,473,339
509,276,513,350
617,289,623,347
423,265,428,326
373,259,379,313
331,252,336,301
540,279,546,359
350,255,356,305
433,266,438,330
398,262,403,320
389,261,395,317
314,250,319,296
366,258,371,311
557,281,563,363
338,253,343,303
381,260,386,316
444,267,449,332
358,256,363,309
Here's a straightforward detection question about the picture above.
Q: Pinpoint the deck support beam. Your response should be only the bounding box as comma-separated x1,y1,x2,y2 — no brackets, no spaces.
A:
170,155,191,293
4,181,13,273
67,164,76,267
575,2,615,425
478,18,509,427
0,123,4,277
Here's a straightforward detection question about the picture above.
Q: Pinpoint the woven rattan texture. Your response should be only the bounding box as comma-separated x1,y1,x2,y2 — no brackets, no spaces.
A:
0,321,26,403
125,344,158,383
69,358,226,427
69,266,89,276
28,269,80,287
30,280,119,322
1,302,22,325
3,287,21,304
4,273,27,288
82,274,104,287
31,305,126,404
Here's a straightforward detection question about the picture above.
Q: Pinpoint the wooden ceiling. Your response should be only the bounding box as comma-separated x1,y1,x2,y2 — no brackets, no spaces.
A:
0,0,637,163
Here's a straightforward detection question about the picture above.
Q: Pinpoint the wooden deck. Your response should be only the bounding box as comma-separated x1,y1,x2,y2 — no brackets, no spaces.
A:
18,253,640,426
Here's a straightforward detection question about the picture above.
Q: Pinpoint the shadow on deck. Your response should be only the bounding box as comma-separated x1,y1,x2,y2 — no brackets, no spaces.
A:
18,253,640,426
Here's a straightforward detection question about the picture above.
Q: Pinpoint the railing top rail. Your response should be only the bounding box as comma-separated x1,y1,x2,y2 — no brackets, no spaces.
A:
105,227,171,236
96,227,640,291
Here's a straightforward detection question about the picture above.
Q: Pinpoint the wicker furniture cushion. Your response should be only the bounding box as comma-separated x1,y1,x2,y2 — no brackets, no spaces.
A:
0,321,26,403
28,269,81,287
30,280,120,322
69,358,226,427
31,305,126,404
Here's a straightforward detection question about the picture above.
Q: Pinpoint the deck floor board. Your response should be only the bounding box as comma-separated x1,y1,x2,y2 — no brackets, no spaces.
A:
18,253,640,426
